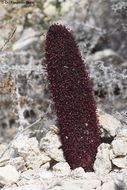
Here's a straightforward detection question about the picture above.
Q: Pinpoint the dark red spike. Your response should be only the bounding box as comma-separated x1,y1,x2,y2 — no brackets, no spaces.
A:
45,23,101,172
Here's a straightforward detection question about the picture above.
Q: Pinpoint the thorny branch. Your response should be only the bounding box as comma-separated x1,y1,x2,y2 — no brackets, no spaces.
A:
0,27,17,52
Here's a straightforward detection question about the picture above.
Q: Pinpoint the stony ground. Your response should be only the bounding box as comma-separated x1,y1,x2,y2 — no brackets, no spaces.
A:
0,110,127,190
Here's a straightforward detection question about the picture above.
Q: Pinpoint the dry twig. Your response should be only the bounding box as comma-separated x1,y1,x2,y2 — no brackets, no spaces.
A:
0,27,17,52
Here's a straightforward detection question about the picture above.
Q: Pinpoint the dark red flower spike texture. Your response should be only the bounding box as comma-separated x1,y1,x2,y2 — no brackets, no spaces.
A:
45,24,101,172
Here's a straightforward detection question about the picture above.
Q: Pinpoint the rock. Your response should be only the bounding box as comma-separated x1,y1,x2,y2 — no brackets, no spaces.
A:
40,131,65,162
39,170,54,179
112,138,127,156
0,165,19,185
117,129,127,138
123,169,127,190
5,184,44,190
109,149,115,160
13,37,38,51
41,162,50,170
43,1,57,16
98,110,122,137
61,0,73,14
94,143,112,174
112,157,127,168
14,25,24,39
53,162,71,176
71,167,85,179
62,178,101,190
25,152,51,170
50,187,63,190
17,169,42,187
83,172,99,180
96,187,101,190
88,49,124,68
12,134,51,169
101,181,115,190
97,173,113,184
9,157,25,171
13,28,38,51
115,171,127,190
12,134,39,157
0,4,6,17
62,171,101,190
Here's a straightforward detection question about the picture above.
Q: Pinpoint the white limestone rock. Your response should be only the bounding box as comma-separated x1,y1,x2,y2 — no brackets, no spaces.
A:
112,138,127,156
71,169,99,181
4,184,44,190
70,171,101,189
62,178,101,190
43,1,57,16
94,143,112,174
89,49,124,67
13,28,38,51
96,187,101,190
25,152,51,170
101,181,115,190
43,0,73,16
115,171,126,190
9,157,25,171
0,4,6,17
123,169,127,190
41,162,50,170
98,110,122,137
17,169,42,187
50,187,63,190
40,131,65,162
97,173,113,184
12,134,50,169
12,134,39,157
61,0,73,14
112,156,127,168
39,170,54,179
109,149,116,160
53,162,71,176
117,128,127,138
83,172,100,181
0,165,19,185
71,167,85,179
